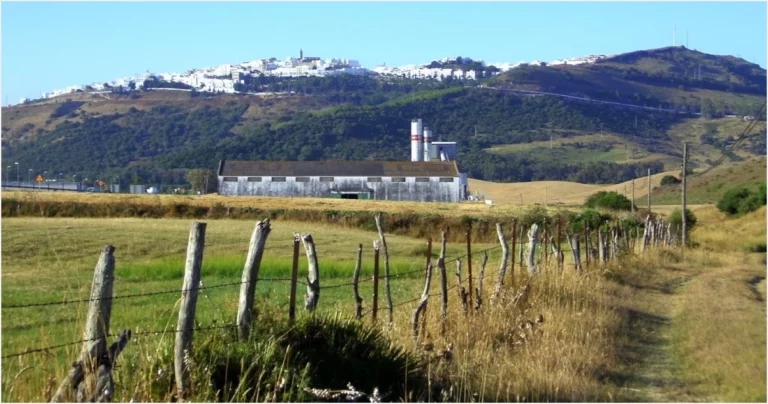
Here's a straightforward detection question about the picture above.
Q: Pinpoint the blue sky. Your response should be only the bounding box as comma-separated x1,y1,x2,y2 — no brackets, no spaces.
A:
2,1,766,105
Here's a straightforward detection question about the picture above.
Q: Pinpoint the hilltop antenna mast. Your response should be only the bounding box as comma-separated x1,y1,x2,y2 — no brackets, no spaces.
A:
673,25,676,46
686,31,689,48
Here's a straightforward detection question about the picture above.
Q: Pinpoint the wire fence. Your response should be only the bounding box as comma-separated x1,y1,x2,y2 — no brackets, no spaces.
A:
1,218,630,362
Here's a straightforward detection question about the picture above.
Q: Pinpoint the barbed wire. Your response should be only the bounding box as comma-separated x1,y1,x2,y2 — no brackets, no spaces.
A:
1,324,238,360
2,277,302,309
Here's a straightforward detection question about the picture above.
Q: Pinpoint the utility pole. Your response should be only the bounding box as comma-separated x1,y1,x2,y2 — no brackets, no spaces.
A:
632,179,636,212
647,168,651,213
681,142,688,248
545,187,548,208
520,193,523,205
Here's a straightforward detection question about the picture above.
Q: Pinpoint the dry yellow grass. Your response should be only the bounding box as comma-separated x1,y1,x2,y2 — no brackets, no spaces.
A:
469,170,679,206
1,190,549,218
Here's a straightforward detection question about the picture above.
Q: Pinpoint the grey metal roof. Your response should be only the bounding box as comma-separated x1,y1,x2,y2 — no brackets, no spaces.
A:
218,160,460,177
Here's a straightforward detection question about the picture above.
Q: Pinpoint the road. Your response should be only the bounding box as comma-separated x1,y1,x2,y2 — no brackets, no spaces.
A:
474,85,701,116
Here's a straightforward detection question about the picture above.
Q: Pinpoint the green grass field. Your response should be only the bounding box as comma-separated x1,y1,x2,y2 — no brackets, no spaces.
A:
1,217,512,401
485,133,651,165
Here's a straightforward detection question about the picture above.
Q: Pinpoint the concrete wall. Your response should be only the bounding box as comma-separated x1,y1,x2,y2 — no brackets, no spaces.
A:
218,175,461,202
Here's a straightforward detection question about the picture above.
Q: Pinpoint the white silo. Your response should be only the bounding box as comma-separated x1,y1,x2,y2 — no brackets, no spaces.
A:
410,119,423,162
423,127,433,161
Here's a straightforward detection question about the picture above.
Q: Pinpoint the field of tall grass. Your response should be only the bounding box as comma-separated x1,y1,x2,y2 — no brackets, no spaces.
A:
1,201,764,402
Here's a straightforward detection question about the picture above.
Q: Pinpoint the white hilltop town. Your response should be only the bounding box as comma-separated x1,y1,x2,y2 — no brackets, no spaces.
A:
19,51,611,105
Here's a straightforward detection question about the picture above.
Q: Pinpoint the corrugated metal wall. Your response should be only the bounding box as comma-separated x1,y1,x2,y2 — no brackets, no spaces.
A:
218,176,461,202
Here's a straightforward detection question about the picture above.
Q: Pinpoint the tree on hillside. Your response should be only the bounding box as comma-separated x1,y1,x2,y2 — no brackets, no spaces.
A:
187,168,217,194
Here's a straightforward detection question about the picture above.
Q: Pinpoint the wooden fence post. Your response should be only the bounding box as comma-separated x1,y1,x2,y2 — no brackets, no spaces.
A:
353,243,364,319
476,251,488,309
556,216,563,271
438,230,448,334
422,237,432,335
543,221,549,267
412,263,434,345
584,223,591,268
550,236,564,269
302,234,320,312
642,215,651,252
175,222,206,401
52,245,130,403
526,223,540,274
372,241,380,324
237,219,272,341
509,219,517,287
598,228,607,263
493,222,510,300
289,234,300,324
374,213,394,324
519,225,525,270
567,233,582,272
465,225,473,312
455,259,468,313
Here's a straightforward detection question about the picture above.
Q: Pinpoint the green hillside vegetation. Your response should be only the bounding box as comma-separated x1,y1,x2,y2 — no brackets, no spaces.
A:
2,47,765,189
650,157,767,205
491,47,765,116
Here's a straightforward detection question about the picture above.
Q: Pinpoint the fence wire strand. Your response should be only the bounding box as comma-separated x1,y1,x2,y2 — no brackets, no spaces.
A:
2,277,301,309
1,324,238,359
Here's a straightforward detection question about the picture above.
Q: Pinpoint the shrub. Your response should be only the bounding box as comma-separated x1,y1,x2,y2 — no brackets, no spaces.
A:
668,208,697,234
660,175,681,186
584,191,633,211
716,183,767,215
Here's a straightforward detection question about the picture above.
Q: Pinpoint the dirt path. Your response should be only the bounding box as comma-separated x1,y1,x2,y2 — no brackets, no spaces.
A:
606,269,696,402
607,254,767,403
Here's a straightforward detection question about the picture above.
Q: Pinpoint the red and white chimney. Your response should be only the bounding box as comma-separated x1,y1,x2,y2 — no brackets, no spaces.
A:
411,119,423,162
423,127,433,161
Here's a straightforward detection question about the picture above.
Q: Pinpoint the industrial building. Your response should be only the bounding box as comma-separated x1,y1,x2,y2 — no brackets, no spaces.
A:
218,119,468,202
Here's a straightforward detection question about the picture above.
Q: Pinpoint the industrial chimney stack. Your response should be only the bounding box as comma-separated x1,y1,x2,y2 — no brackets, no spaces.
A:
423,127,433,161
411,119,423,162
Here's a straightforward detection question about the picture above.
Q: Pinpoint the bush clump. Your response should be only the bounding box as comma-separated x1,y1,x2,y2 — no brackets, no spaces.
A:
716,183,766,215
668,208,698,235
584,191,633,211
660,175,681,186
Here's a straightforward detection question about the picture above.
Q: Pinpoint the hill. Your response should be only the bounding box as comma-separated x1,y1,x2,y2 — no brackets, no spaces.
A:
469,156,767,208
2,47,765,189
490,46,766,116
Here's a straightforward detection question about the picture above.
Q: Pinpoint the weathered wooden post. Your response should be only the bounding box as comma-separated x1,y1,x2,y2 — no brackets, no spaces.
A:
237,219,272,341
52,245,131,403
543,221,549,267
550,236,564,269
598,228,607,263
510,219,517,286
476,251,488,309
175,222,206,401
289,234,300,324
455,259,468,313
302,234,320,312
374,213,394,324
465,225,474,312
438,230,448,334
556,216,563,271
583,223,591,268
421,237,432,336
526,223,540,274
567,233,583,272
412,263,433,345
372,240,380,324
493,222,510,300
519,225,525,270
353,243,364,319
642,215,651,252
